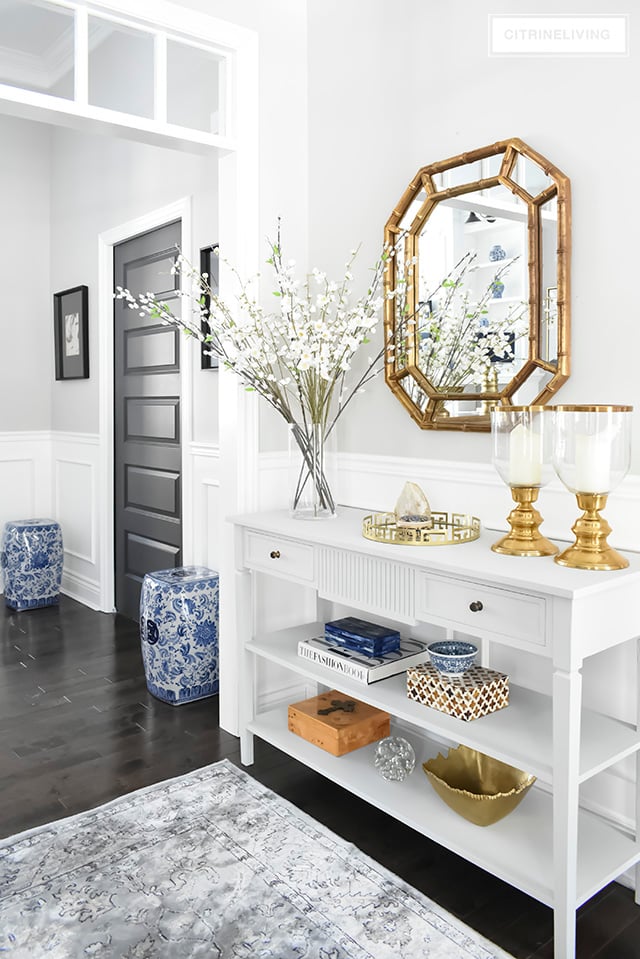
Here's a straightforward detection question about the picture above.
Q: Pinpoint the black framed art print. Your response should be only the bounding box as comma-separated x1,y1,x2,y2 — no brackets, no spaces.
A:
54,285,89,380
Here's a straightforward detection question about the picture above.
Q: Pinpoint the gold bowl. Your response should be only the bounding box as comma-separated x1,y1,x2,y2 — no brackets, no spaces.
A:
423,744,536,827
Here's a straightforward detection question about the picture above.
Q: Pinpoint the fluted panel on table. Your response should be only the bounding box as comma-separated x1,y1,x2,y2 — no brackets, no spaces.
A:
317,548,415,624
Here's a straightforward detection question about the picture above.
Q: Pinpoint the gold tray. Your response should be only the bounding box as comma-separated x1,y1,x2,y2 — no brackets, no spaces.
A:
362,511,480,546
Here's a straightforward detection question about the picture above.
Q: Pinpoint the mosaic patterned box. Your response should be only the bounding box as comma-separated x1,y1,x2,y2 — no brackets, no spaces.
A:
406,662,509,722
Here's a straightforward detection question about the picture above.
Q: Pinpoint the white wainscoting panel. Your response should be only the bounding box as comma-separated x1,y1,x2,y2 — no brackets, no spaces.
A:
336,452,640,554
0,431,52,525
258,449,640,553
52,432,100,609
0,431,52,592
190,444,221,573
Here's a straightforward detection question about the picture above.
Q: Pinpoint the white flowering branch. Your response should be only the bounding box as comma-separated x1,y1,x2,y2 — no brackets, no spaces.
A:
393,250,528,393
115,222,390,513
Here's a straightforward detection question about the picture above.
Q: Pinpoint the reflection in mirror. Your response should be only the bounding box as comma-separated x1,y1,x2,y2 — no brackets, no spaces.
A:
512,369,556,406
417,185,529,395
511,154,554,197
542,287,558,365
384,138,571,431
540,196,559,364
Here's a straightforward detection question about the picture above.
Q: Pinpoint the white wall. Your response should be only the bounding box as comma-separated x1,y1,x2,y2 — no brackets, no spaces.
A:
172,0,309,455
175,0,309,259
0,115,52,432
307,0,640,474
49,126,219,443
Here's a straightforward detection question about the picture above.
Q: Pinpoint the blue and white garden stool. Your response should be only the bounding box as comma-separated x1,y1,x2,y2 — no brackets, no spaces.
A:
139,566,219,705
1,518,64,611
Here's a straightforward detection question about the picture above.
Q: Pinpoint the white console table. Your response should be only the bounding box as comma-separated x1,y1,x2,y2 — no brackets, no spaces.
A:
231,506,640,958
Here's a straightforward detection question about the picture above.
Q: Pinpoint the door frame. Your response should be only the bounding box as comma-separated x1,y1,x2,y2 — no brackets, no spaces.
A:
98,197,193,614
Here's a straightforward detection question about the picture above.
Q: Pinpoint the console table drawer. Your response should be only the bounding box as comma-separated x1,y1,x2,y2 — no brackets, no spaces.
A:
416,573,547,647
244,531,315,583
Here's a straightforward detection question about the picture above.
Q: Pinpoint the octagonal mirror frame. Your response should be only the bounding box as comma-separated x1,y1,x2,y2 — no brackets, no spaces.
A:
383,137,571,431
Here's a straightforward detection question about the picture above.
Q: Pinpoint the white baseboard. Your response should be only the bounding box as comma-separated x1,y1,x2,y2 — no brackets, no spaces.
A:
61,569,101,610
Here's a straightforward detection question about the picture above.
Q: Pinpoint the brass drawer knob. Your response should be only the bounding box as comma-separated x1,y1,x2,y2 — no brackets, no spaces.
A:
469,600,484,612
270,550,281,560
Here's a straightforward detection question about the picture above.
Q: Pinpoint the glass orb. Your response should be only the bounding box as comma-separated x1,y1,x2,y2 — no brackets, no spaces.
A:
491,405,553,489
374,736,416,782
552,405,632,494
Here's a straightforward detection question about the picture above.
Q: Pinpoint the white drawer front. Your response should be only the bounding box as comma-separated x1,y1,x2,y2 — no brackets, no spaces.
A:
244,531,315,583
317,547,415,624
416,572,547,647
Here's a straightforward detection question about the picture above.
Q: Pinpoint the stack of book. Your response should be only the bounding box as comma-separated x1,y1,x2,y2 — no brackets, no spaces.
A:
324,617,401,656
298,634,429,685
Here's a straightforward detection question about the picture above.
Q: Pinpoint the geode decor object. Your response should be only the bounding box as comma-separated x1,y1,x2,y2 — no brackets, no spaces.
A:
394,482,433,529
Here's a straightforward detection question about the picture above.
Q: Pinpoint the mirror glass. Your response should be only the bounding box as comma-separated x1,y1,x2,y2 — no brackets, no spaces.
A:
384,138,570,431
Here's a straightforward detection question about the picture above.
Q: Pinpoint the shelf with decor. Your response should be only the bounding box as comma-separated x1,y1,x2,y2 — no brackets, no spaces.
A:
231,506,640,959
469,256,520,271
486,295,524,305
247,704,638,910
247,623,640,785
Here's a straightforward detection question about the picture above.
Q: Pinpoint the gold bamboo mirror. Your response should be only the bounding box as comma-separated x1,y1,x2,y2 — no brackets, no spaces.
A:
383,138,571,431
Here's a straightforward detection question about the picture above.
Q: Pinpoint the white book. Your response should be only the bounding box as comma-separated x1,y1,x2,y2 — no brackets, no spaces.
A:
297,635,429,684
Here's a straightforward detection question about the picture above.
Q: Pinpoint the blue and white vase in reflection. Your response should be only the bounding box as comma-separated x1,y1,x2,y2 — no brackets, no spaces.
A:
491,278,505,299
489,244,506,261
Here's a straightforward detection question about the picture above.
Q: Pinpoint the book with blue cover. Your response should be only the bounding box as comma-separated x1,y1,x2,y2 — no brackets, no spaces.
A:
324,616,401,657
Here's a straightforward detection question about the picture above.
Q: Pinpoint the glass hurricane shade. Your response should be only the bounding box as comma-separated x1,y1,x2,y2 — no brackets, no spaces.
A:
491,406,553,489
552,406,632,495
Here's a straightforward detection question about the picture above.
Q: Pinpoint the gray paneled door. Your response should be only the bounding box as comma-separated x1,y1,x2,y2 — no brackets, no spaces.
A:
114,220,182,620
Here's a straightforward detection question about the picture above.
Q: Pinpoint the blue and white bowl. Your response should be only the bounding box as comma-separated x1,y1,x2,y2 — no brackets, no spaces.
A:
427,641,478,677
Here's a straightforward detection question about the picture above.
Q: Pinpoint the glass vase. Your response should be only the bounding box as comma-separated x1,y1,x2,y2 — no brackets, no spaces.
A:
289,421,337,520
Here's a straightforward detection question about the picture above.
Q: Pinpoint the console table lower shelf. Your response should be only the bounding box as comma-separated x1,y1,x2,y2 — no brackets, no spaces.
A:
247,706,638,910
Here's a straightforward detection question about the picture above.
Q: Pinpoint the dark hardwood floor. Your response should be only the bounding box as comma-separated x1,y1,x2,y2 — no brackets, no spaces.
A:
1,596,638,958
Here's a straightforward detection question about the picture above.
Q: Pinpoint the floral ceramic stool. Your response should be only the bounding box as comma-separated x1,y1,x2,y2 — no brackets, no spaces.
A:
139,566,219,705
1,518,64,610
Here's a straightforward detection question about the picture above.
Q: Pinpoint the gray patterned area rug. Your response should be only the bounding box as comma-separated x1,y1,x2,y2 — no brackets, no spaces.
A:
0,759,514,958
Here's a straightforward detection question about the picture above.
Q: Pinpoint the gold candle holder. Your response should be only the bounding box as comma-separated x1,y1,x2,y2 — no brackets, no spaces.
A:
552,405,633,571
491,405,556,557
491,486,558,557
555,493,629,570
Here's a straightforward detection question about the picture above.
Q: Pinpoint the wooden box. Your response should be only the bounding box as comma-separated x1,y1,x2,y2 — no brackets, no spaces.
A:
406,663,509,722
288,689,390,756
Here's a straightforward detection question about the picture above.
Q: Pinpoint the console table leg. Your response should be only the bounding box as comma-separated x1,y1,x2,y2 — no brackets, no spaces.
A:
552,666,582,959
240,730,255,766
237,565,255,766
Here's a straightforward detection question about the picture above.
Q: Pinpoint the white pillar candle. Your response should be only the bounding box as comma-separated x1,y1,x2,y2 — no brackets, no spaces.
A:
508,423,543,486
574,433,611,493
